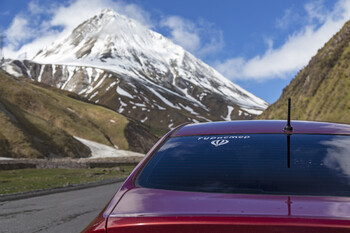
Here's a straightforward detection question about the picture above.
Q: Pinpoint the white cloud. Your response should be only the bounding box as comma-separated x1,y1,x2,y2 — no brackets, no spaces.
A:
161,16,201,52
116,2,153,28
304,0,329,23
276,9,298,29
4,0,222,60
5,16,32,48
28,0,49,15
216,0,350,81
4,0,154,59
160,16,224,58
50,0,153,33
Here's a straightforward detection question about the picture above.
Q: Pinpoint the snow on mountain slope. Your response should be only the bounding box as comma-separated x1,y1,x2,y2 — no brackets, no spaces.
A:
74,136,144,158
3,9,268,130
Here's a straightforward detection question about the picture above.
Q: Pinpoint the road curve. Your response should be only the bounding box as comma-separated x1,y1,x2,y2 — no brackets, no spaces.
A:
0,182,122,233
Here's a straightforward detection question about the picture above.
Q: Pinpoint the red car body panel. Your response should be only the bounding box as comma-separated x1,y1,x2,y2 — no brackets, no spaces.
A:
106,217,350,233
110,187,350,219
81,120,350,233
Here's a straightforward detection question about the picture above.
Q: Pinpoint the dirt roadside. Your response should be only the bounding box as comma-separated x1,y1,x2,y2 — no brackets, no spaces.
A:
0,156,143,170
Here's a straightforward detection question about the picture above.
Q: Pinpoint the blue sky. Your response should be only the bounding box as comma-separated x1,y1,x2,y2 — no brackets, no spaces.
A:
1,0,350,104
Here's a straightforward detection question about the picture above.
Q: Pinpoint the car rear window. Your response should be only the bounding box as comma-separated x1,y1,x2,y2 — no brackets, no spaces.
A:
136,134,350,196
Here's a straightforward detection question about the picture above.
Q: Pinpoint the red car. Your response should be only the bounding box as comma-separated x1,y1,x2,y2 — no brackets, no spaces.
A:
82,120,350,233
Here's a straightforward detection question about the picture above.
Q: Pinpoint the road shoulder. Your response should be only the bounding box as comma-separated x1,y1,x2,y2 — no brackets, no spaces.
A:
0,177,126,202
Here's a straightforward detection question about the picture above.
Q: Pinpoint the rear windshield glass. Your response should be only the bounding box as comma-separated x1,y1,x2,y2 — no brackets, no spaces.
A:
136,134,350,196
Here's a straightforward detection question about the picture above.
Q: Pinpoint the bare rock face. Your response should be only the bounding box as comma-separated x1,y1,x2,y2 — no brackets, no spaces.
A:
124,120,159,153
3,9,268,131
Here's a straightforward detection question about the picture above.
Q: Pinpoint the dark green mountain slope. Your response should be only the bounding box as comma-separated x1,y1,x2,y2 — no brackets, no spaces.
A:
259,21,350,123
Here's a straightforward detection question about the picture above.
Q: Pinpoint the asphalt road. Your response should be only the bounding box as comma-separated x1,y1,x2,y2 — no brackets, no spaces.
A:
0,182,123,233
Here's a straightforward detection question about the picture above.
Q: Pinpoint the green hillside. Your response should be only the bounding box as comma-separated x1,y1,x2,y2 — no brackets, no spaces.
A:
259,21,350,124
0,69,157,158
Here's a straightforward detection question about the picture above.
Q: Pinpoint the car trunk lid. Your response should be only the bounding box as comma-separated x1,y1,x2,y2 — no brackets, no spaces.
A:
107,188,350,232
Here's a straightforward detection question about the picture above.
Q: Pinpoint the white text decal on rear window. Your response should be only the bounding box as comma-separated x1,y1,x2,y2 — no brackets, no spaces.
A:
198,135,250,141
211,140,229,147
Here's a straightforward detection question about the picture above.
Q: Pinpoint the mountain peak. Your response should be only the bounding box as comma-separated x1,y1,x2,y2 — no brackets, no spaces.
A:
12,9,269,130
100,8,116,15
33,8,169,63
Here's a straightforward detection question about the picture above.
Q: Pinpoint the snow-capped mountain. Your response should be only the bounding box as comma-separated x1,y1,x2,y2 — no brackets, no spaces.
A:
3,9,268,131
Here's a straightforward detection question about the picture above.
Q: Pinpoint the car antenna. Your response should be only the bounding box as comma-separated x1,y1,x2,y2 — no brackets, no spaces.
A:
284,98,293,132
283,98,293,168
286,133,291,168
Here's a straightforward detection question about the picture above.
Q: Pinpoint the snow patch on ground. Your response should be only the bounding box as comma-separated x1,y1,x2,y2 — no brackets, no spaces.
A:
117,100,127,113
106,81,117,91
179,103,199,115
2,64,22,77
222,106,234,121
241,107,263,115
38,65,45,82
117,86,134,99
134,102,146,107
0,157,13,160
74,136,144,158
84,70,106,94
148,88,180,109
89,91,99,101
61,66,76,90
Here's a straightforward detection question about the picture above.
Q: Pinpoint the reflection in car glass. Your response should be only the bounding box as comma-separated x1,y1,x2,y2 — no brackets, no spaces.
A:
137,134,350,196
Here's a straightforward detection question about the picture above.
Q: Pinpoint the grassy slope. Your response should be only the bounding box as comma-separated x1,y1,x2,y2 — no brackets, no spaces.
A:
258,21,350,124
0,69,133,158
